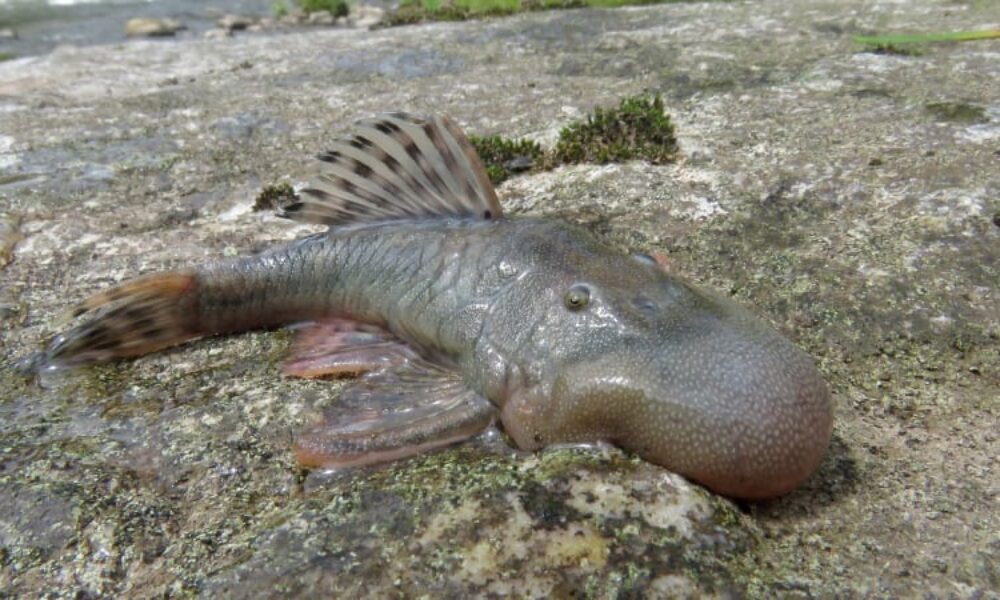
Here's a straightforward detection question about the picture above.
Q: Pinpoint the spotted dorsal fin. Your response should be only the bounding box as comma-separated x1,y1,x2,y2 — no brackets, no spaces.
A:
281,112,502,226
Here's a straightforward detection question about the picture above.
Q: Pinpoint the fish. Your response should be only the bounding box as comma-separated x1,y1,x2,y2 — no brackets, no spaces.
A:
25,112,832,500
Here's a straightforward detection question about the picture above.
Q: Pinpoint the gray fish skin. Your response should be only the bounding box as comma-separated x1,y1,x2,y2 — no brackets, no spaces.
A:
30,112,832,500
189,215,832,500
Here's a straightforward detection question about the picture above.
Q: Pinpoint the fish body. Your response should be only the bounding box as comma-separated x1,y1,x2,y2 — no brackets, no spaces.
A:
30,113,832,500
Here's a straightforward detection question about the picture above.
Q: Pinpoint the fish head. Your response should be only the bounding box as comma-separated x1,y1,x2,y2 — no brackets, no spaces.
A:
500,251,833,500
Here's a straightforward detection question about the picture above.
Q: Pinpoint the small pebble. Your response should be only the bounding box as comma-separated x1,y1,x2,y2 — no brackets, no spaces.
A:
124,17,186,38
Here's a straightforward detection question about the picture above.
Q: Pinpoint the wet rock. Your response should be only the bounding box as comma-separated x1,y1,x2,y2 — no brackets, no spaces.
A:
124,17,186,38
0,28,17,40
504,154,535,172
279,11,306,26
202,449,753,597
217,14,255,31
203,28,232,40
0,486,76,563
0,301,20,321
250,18,275,32
212,111,288,139
349,5,385,28
306,10,336,26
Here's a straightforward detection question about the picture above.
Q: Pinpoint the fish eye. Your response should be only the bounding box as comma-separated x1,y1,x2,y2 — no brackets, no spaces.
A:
632,253,657,266
564,284,591,311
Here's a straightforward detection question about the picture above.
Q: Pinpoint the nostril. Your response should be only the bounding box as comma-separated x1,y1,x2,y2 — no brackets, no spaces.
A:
632,295,657,314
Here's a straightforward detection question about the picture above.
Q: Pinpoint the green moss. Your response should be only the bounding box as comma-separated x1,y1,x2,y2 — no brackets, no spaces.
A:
384,0,728,25
297,0,349,17
384,0,517,25
0,52,16,62
469,135,544,184
924,101,988,124
468,94,678,187
551,94,678,165
254,182,298,212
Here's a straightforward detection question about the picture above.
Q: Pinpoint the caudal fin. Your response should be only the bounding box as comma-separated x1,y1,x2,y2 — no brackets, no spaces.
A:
33,270,202,370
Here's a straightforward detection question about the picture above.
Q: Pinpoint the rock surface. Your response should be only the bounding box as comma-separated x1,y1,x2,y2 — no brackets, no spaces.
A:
1,0,998,597
124,17,187,38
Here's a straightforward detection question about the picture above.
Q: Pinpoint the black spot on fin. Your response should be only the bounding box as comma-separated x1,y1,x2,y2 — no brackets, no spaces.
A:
34,271,202,369
281,113,502,227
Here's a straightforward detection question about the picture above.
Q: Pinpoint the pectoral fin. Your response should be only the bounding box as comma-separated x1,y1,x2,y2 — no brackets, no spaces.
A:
294,360,496,469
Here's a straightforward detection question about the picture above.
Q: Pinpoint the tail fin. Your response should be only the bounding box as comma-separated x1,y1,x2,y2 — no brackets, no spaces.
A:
35,270,202,369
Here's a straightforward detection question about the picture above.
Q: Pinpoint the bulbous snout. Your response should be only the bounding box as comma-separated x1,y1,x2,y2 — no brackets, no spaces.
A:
634,321,834,500
503,305,833,500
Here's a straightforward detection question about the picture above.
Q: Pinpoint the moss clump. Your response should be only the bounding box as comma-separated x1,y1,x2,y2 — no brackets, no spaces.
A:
383,0,708,26
470,135,545,184
0,52,16,63
467,94,678,186
384,0,521,25
551,95,678,165
297,0,349,17
254,182,298,212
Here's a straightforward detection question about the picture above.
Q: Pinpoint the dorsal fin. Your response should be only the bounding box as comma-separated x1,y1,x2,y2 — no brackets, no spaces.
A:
281,112,502,226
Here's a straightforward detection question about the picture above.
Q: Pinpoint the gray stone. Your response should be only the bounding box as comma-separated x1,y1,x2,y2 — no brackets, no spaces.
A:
123,16,186,38
280,10,307,26
0,1,997,597
217,14,256,31
349,5,385,29
203,28,233,40
306,10,336,26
